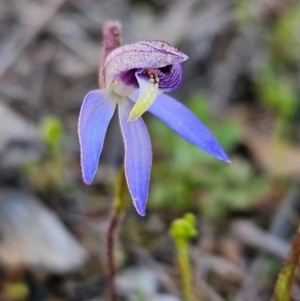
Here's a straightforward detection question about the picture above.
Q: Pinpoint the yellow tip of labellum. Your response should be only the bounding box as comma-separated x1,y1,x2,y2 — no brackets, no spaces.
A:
127,75,161,122
128,104,145,121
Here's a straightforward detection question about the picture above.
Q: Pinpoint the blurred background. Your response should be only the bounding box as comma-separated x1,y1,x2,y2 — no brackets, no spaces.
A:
0,0,300,300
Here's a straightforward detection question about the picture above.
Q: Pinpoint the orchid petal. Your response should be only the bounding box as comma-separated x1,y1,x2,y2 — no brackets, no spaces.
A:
119,99,152,216
78,90,116,184
128,74,162,121
144,93,230,162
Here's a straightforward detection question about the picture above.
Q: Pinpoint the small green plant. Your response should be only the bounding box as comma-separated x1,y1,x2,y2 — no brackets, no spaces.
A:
256,4,300,141
25,115,65,190
270,4,300,65
258,63,297,121
41,116,63,156
170,213,198,301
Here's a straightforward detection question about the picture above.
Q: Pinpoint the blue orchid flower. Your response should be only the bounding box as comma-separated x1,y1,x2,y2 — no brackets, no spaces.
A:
78,21,229,216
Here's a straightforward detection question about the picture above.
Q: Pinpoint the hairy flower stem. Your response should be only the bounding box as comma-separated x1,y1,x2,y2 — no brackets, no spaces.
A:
100,21,122,89
107,166,128,301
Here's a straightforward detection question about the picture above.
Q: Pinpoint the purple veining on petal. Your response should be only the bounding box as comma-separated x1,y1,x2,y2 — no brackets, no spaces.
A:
118,99,152,216
130,92,230,162
136,63,183,92
78,90,116,184
157,64,182,91
103,40,188,87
